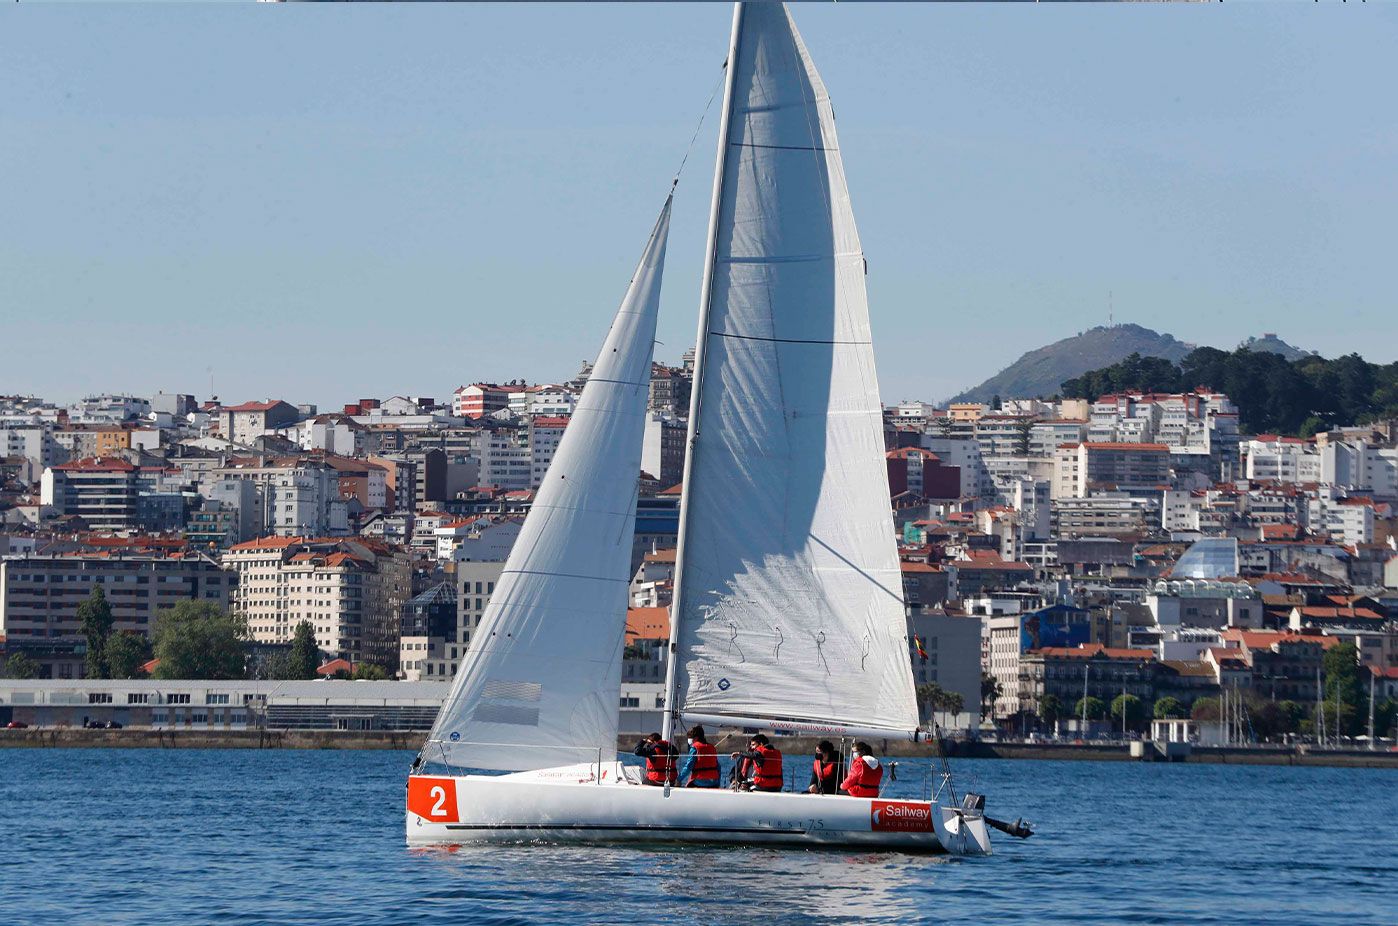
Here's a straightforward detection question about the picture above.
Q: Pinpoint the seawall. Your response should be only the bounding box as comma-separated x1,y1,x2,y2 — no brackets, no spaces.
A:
4,728,1397,768
0,728,421,750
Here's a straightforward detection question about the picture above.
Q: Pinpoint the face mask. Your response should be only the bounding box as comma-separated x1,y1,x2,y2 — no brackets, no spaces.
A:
687,739,694,746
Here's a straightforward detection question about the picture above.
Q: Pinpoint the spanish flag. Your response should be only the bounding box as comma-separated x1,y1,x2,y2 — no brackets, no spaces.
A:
914,635,928,661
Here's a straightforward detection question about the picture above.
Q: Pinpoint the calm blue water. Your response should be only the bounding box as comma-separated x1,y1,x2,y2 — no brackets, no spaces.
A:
2,749,1393,925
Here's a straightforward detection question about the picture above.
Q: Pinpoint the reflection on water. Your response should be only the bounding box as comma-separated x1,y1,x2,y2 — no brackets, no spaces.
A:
413,841,953,925
3,748,1394,926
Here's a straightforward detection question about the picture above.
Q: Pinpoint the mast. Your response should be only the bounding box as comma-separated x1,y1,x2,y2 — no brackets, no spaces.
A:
661,1,745,744
1368,669,1376,751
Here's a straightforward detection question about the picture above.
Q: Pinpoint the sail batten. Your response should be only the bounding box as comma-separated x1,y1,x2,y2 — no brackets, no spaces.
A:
426,198,673,771
669,3,920,737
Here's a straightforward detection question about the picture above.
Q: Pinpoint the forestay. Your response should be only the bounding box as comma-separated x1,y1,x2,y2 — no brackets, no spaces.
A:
671,4,919,737
427,198,672,771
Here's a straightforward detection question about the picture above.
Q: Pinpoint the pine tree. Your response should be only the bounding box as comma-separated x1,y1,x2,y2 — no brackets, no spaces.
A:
287,621,320,679
78,586,115,679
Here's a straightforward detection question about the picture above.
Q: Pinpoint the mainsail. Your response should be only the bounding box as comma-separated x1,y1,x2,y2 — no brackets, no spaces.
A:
668,3,920,738
427,198,672,771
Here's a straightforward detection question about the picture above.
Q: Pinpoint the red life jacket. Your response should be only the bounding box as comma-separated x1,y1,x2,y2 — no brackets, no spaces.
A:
752,745,783,791
813,757,838,791
644,742,677,785
842,757,884,798
688,742,719,784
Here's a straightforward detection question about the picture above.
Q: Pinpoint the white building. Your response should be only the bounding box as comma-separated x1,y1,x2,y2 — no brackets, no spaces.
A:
0,426,65,481
1245,436,1321,484
1308,493,1376,546
479,433,533,490
450,518,523,563
529,417,569,489
1321,439,1398,498
225,537,410,669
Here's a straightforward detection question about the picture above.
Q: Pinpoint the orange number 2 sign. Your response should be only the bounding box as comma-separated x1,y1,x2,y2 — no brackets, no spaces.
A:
407,776,460,823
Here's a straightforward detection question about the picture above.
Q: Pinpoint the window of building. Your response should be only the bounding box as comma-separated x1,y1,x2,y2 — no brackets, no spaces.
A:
88,692,113,704
167,693,191,704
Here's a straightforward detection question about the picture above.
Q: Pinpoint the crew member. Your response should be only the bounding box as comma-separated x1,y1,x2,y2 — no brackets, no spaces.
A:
840,741,884,798
807,740,846,795
678,725,721,788
730,734,784,792
634,732,677,786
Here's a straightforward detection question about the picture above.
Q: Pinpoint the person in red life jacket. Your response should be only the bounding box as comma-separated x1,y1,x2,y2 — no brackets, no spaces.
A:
633,732,677,786
729,734,784,792
806,740,847,795
678,725,721,788
840,741,884,798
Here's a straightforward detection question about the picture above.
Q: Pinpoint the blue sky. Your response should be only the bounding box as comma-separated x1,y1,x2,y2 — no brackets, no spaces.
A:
2,3,1394,407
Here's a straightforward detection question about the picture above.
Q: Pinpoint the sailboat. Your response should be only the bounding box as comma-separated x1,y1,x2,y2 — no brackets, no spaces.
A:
408,2,992,855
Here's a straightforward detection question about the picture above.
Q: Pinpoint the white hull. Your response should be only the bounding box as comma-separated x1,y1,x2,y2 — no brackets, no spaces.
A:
406,764,991,855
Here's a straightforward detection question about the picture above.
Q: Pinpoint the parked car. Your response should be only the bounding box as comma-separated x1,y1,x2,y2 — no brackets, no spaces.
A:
5,721,29,729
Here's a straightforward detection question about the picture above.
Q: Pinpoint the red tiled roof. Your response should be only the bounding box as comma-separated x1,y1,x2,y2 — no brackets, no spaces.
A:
643,548,677,563
625,607,669,642
1037,644,1155,661
1221,628,1341,651
316,658,353,676
228,536,304,552
221,400,289,413
54,457,137,473
1294,606,1385,621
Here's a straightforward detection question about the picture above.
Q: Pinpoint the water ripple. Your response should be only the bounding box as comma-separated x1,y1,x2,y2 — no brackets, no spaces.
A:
2,749,1394,925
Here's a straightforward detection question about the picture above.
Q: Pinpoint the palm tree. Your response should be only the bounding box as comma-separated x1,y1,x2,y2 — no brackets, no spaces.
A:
917,683,965,729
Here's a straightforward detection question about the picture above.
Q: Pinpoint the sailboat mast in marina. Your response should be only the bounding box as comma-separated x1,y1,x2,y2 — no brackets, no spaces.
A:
407,2,993,855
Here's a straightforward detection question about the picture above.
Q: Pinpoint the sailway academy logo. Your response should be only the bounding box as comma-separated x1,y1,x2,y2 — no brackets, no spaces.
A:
870,800,933,833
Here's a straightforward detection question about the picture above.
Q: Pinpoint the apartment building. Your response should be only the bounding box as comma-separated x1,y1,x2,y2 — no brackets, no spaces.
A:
529,417,569,489
226,537,410,670
1054,442,1170,498
1245,436,1321,483
0,552,232,677
41,458,145,531
216,400,300,446
0,426,65,480
453,384,511,419
640,414,686,488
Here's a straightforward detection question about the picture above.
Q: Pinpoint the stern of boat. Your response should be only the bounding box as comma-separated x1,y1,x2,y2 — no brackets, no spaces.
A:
933,800,993,856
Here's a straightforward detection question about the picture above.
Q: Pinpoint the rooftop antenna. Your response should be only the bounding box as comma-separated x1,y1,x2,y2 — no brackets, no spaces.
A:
1108,290,1114,328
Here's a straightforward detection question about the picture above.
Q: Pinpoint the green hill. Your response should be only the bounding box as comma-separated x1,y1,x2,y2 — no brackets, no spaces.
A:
951,324,1194,403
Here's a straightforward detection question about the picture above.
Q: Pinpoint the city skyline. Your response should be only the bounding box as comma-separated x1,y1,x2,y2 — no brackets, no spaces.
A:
3,4,1395,406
